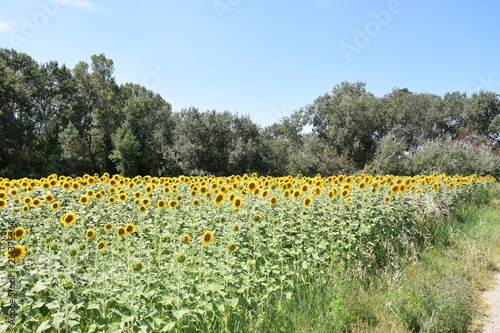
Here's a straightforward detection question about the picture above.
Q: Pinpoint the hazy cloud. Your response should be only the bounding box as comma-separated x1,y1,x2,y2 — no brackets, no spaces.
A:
0,19,15,34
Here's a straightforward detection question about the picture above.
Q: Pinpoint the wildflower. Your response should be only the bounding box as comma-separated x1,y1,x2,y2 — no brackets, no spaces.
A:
4,244,26,261
86,229,96,239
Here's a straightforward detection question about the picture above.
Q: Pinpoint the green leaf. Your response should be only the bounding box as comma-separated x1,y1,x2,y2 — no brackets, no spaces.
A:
32,280,50,293
172,309,190,320
160,322,176,332
87,302,100,310
36,320,52,333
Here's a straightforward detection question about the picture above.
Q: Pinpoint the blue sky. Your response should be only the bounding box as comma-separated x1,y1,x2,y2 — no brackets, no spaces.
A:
1,0,499,127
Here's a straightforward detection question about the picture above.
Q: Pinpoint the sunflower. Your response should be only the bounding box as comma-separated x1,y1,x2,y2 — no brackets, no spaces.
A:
292,190,301,199
214,193,225,206
86,229,96,239
31,198,42,207
284,190,291,199
78,195,88,205
22,205,30,213
108,196,116,204
328,188,338,199
303,196,313,208
168,199,178,208
60,212,76,226
133,191,142,199
233,197,242,210
51,202,60,210
6,230,15,239
23,196,32,205
390,185,399,194
261,190,269,199
201,231,214,245
357,182,367,190
301,184,309,193
104,223,112,231
399,184,406,193
341,189,349,198
139,205,147,213
12,227,26,239
157,199,166,208
142,198,151,206
0,199,7,210
72,182,80,190
384,196,391,203
118,193,127,201
95,192,103,200
116,227,126,237
44,194,54,202
9,189,18,196
269,196,278,206
192,199,200,206
4,244,26,261
125,223,135,234
345,197,353,205
181,235,191,244
253,214,261,222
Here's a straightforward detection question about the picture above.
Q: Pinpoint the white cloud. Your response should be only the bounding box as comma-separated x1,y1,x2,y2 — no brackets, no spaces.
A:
0,19,15,34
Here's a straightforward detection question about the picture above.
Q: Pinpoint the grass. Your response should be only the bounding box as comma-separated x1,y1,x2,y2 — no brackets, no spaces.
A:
251,182,500,332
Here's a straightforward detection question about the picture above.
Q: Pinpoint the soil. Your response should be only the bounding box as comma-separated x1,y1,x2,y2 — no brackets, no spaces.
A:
482,271,500,332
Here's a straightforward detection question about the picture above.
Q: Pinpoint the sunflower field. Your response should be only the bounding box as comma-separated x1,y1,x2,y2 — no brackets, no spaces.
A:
0,172,497,332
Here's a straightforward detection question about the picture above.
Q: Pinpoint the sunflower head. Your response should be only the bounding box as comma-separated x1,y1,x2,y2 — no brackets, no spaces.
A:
97,240,106,249
125,223,135,234
157,199,166,208
202,231,214,245
303,196,313,208
104,223,112,231
181,235,191,244
4,244,26,261
214,193,225,206
168,200,178,208
233,197,242,210
86,229,96,239
269,196,278,206
116,227,126,237
60,212,76,226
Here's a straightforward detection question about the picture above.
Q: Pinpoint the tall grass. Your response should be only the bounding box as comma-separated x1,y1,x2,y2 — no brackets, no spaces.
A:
252,183,500,332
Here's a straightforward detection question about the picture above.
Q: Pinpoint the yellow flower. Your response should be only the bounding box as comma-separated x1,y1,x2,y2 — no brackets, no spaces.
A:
44,194,54,202
168,199,178,208
86,229,96,239
303,196,313,208
192,199,200,206
214,193,225,206
51,202,60,210
118,193,127,201
139,205,147,213
104,223,112,231
9,189,18,196
269,196,278,206
60,212,76,226
345,197,353,205
233,197,242,210
22,205,30,213
78,195,89,205
108,196,116,204
116,227,126,237
157,199,166,208
97,240,106,249
142,198,151,206
125,223,135,234
4,244,26,261
384,196,391,203
181,235,191,244
201,231,214,245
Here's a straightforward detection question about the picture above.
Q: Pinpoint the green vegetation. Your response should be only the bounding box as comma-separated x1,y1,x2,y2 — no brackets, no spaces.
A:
250,182,500,332
1,48,499,179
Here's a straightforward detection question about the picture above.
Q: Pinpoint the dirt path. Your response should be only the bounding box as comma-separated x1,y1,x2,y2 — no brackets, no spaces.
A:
483,272,500,332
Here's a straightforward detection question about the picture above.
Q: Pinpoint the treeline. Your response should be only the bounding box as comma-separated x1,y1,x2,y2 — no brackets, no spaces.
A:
1,48,499,178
